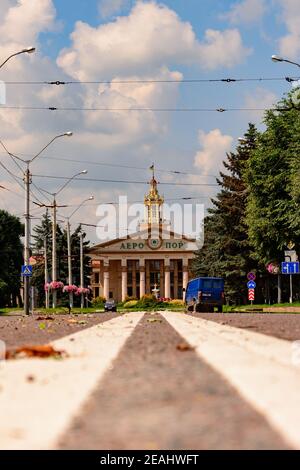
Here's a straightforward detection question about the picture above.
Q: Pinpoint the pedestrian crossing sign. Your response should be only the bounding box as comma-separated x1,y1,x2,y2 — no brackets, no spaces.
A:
21,265,33,277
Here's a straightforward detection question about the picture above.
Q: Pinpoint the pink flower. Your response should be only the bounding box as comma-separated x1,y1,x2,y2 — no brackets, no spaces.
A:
76,287,90,295
48,281,64,290
63,285,78,293
266,263,279,274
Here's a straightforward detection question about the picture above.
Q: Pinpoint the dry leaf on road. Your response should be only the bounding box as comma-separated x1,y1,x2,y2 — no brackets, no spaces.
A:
176,342,194,352
5,344,66,359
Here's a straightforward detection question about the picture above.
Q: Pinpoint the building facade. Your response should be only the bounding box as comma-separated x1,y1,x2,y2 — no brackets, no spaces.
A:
89,171,198,301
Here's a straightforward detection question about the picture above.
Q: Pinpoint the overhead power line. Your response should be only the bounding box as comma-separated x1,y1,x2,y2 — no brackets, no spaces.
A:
0,151,217,178
31,174,219,186
1,105,298,112
61,196,210,208
3,76,300,86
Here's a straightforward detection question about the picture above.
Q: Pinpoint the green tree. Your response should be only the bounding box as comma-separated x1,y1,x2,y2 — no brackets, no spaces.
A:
32,214,91,307
245,91,300,264
0,210,24,307
193,124,259,304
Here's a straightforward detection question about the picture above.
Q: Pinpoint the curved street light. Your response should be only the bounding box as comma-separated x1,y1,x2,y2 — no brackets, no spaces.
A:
271,55,300,68
41,170,88,309
0,47,36,70
0,132,73,314
65,196,94,309
54,169,87,197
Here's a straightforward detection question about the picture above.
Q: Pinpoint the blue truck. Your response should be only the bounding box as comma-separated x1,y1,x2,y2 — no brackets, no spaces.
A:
184,277,225,313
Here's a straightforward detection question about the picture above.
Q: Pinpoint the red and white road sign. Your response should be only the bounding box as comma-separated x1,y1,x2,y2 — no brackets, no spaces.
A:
248,288,255,301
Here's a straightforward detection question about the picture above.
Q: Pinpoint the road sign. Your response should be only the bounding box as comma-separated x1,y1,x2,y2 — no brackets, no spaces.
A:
281,262,300,275
247,280,256,289
248,289,255,301
247,272,256,281
21,265,33,277
284,250,298,262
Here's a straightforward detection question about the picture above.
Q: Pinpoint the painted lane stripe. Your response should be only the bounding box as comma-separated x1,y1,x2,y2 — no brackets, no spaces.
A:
161,312,300,449
0,312,144,450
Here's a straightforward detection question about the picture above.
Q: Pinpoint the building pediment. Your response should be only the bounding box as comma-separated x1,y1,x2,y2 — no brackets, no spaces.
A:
89,228,197,254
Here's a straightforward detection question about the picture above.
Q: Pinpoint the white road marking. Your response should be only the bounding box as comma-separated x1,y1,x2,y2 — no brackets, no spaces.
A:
0,313,144,450
161,312,300,449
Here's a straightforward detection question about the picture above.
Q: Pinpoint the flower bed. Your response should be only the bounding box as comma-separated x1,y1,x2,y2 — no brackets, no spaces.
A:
76,287,90,295
63,284,78,294
44,281,64,291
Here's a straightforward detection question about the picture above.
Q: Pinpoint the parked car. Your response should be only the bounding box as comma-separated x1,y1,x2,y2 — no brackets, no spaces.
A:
184,277,225,313
104,299,117,312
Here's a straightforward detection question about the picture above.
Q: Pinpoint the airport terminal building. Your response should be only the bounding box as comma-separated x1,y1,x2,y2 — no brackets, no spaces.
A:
89,173,198,301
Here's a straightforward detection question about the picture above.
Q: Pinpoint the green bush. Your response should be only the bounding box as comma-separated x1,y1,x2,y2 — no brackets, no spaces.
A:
169,299,184,306
92,296,106,307
136,294,158,308
124,295,138,302
123,300,139,308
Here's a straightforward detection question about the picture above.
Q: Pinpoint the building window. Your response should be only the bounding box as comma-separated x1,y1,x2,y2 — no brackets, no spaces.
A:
128,272,133,285
94,272,99,284
127,261,133,271
149,260,161,271
127,286,133,297
150,272,160,285
95,287,99,297
127,260,139,271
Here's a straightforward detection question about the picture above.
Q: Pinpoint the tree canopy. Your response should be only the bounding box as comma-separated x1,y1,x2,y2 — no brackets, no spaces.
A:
32,212,91,306
0,210,24,307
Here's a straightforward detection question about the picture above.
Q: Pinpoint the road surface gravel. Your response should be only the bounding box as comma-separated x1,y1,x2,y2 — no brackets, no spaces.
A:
0,313,119,349
58,312,289,450
190,312,300,341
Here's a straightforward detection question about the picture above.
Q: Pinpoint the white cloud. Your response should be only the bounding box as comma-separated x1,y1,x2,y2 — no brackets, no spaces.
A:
221,0,266,25
0,0,56,45
0,0,250,242
244,87,277,120
194,129,233,174
98,0,129,19
58,1,251,78
277,0,300,60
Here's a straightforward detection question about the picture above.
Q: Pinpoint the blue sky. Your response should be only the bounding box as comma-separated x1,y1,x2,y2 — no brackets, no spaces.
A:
0,0,299,242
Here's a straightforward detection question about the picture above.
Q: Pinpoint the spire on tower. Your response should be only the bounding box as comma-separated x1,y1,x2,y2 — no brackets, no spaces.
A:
144,164,164,224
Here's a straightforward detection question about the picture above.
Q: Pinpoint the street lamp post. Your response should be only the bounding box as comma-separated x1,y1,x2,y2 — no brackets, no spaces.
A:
65,196,94,309
0,47,35,70
80,232,84,309
0,133,73,314
271,55,300,68
36,170,88,308
44,234,49,309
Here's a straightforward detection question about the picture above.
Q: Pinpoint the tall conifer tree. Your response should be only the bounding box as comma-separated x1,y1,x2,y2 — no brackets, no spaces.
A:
193,123,259,304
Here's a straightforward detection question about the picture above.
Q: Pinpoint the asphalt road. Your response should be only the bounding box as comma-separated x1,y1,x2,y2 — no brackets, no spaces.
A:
58,313,291,450
1,311,299,450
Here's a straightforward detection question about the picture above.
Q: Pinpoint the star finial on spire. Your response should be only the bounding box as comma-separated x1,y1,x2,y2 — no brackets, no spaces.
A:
149,163,155,180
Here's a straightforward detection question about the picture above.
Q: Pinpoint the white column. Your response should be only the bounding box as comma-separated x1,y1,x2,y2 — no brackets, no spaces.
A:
103,260,110,300
121,259,127,302
164,259,171,299
183,261,189,300
139,259,145,298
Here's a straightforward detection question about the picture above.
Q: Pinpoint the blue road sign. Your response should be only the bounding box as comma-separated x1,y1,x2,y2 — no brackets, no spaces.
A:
247,280,256,289
281,262,300,275
21,265,33,277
